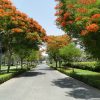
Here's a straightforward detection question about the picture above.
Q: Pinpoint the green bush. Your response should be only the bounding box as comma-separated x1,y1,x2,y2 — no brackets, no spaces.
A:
63,62,100,72
0,69,27,84
0,74,13,84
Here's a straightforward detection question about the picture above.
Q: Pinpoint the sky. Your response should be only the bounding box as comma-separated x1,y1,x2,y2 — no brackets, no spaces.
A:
12,0,64,36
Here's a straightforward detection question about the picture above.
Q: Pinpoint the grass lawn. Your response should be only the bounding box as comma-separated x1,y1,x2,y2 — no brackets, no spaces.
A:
49,63,100,89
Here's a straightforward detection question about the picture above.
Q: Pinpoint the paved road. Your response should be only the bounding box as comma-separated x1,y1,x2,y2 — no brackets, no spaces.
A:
0,64,100,100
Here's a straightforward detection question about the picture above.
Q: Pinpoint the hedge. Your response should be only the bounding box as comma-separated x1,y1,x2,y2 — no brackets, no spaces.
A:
0,69,27,84
62,62,100,72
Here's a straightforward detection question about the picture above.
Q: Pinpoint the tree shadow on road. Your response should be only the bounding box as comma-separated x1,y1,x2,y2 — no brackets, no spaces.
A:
52,77,74,88
52,77,100,99
38,67,55,71
16,70,46,78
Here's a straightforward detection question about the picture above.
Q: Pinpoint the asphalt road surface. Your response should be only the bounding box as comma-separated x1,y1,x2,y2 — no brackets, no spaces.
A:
0,64,100,100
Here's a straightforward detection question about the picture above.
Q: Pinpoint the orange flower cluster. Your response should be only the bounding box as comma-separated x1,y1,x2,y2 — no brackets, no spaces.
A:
61,21,66,27
86,24,99,32
67,20,73,24
0,9,5,17
91,14,100,19
55,3,64,9
58,2,64,8
0,0,14,17
0,0,16,11
42,36,48,42
78,0,96,5
75,16,82,21
12,28,23,33
28,18,46,35
67,4,74,9
55,10,64,16
80,30,88,36
77,8,88,13
1,0,12,4
0,9,4,13
56,17,63,22
63,12,71,20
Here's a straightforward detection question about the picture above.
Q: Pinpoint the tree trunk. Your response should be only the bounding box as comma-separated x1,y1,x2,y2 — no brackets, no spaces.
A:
0,53,1,73
15,61,18,71
20,58,23,69
27,60,29,69
59,61,61,68
72,68,75,73
7,52,12,73
0,64,1,73
3,56,6,66
31,61,32,66
0,42,2,73
55,60,58,68
29,61,31,68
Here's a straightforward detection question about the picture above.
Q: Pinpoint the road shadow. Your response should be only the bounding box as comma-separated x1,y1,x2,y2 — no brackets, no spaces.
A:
52,77,74,88
16,70,46,78
52,77,100,99
67,88,92,99
38,67,55,71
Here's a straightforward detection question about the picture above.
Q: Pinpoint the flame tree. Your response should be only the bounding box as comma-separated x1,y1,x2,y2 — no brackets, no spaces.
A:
55,0,100,60
0,0,46,72
47,34,71,68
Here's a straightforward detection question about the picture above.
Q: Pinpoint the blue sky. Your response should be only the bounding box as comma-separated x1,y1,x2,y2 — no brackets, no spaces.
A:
12,0,64,36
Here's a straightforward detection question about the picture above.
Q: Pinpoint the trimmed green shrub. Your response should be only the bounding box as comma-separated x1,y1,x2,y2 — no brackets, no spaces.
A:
0,69,27,84
63,62,100,72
